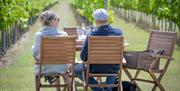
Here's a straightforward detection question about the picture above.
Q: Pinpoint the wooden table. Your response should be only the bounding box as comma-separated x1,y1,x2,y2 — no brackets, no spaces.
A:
76,40,84,51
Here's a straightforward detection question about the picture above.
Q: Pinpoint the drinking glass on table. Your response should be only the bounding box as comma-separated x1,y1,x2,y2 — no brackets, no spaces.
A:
77,27,86,40
77,26,91,40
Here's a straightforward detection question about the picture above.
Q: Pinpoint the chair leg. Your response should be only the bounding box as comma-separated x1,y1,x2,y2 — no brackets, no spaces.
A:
117,78,122,91
151,74,163,91
83,66,88,91
55,78,61,91
83,81,88,91
72,80,76,91
65,77,74,91
70,79,74,91
75,83,78,91
152,60,171,91
123,67,142,91
74,80,80,91
83,80,88,91
66,82,70,91
148,70,165,91
35,84,40,91
133,70,140,81
83,76,88,91
67,86,70,91
133,70,141,91
35,76,40,91
63,87,66,91
117,86,120,91
85,85,88,91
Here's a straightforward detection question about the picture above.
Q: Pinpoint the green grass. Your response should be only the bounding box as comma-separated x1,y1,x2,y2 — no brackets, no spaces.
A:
0,0,180,91
0,40,34,91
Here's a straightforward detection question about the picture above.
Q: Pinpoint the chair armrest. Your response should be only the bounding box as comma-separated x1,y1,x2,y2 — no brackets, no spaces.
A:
151,54,174,60
123,50,149,53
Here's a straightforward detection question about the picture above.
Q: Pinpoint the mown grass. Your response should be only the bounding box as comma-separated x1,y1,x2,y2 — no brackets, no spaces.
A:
0,35,34,91
0,0,180,91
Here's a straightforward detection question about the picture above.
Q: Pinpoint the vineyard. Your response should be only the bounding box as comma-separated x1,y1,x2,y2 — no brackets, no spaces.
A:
73,0,114,24
1,0,180,57
0,0,58,58
73,0,180,45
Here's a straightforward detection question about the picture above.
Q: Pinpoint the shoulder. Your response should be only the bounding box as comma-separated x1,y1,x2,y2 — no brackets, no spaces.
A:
90,27,102,34
35,31,42,37
91,29,98,34
58,31,68,36
110,27,123,35
90,29,101,36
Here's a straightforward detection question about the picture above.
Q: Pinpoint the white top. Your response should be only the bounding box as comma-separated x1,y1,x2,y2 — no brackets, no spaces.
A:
32,26,69,75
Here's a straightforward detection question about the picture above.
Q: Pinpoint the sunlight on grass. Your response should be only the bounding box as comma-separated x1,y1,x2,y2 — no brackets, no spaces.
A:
112,15,149,51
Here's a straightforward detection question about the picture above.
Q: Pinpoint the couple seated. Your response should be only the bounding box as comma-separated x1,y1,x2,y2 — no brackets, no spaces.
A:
32,9,124,91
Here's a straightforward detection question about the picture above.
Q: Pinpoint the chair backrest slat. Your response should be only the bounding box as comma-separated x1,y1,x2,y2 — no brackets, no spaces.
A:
63,27,78,39
88,36,124,64
40,36,76,64
147,31,177,57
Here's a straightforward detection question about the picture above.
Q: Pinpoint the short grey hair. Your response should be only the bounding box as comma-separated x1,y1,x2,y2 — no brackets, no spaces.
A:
93,9,109,21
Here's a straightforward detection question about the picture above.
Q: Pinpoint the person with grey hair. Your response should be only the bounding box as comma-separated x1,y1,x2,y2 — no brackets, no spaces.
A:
75,9,123,91
32,11,70,88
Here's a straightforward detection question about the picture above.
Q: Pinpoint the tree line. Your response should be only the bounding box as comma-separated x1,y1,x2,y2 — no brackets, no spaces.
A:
72,0,179,45
110,0,180,45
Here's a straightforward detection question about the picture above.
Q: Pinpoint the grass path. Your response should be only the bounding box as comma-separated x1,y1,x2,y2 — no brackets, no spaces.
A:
0,0,180,91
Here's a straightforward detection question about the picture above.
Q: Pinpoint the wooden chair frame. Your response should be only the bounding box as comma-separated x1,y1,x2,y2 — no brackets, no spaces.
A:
123,31,177,91
83,36,124,91
35,36,76,91
63,27,78,39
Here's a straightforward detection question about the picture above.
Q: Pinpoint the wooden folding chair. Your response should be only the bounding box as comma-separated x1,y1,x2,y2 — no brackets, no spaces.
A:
83,36,124,91
63,27,78,39
123,30,177,91
35,36,76,91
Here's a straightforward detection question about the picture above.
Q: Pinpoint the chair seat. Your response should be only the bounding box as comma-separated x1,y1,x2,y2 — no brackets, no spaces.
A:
87,84,119,87
40,72,72,76
89,73,118,77
40,84,69,88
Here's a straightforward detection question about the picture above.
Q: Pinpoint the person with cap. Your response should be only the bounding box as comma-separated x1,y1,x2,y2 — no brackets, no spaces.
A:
75,9,123,91
32,10,71,90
